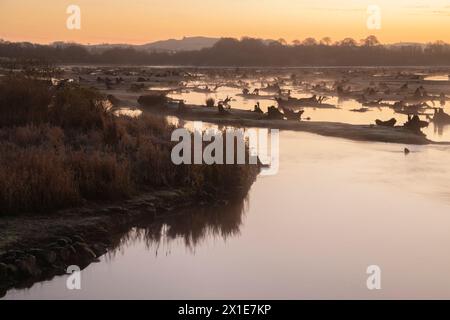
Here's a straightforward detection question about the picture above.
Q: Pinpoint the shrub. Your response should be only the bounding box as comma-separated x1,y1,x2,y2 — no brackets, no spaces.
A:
137,94,167,108
50,85,110,131
0,75,259,215
0,76,52,127
0,146,79,213
205,97,215,108
68,151,133,200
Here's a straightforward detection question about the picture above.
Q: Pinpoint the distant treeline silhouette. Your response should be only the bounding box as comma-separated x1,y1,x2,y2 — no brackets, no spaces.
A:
2,37,450,66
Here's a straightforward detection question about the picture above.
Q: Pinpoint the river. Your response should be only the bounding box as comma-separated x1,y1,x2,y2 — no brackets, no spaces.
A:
4,129,450,299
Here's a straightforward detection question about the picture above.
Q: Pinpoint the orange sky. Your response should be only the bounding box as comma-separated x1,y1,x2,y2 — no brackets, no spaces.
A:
1,0,450,44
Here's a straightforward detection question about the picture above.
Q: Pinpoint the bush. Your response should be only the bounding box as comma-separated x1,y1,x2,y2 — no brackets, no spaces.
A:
137,94,167,108
0,146,79,213
205,98,215,108
0,75,259,215
0,76,52,127
68,151,133,200
51,85,109,131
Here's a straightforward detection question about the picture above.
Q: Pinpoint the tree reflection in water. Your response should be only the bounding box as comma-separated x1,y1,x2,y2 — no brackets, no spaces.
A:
106,196,249,259
432,122,449,137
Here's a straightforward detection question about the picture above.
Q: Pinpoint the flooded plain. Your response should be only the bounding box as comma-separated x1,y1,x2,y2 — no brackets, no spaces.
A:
167,85,450,142
5,129,450,299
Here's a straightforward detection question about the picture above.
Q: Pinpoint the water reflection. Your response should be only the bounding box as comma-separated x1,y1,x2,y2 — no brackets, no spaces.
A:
424,75,450,82
431,122,450,138
113,108,142,118
111,199,248,257
168,85,450,142
5,131,450,299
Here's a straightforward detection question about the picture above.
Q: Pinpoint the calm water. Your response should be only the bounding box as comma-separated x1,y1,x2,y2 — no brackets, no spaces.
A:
424,75,450,82
5,131,450,299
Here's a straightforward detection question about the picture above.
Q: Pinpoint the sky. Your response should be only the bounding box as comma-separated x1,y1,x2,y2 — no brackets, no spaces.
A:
1,0,450,44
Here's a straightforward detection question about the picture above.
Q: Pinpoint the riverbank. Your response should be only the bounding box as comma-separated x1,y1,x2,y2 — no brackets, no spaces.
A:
0,187,251,297
0,74,260,296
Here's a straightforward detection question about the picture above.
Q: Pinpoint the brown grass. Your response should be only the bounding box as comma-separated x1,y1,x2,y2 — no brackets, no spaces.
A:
0,76,51,127
0,75,259,215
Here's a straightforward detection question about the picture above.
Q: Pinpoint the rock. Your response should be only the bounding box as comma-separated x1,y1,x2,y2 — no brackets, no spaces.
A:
15,255,40,277
404,148,410,155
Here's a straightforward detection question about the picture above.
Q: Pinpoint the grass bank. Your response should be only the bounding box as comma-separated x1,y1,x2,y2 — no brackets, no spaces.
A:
0,74,259,295
0,75,259,215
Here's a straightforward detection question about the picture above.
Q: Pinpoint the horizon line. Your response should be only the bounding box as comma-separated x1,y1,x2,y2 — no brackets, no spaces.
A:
0,36,445,47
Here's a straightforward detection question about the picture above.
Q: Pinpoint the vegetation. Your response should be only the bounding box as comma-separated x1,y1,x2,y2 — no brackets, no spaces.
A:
2,36,450,66
137,94,168,108
205,98,215,108
0,75,259,215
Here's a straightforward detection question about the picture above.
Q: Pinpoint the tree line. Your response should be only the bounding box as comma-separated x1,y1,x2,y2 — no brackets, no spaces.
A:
1,36,450,66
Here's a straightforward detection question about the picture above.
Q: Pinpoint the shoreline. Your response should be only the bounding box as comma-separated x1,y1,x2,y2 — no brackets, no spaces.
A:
0,74,261,297
143,103,439,145
0,188,249,297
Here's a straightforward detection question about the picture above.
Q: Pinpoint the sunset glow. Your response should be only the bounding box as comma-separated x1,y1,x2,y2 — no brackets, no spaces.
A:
1,0,450,44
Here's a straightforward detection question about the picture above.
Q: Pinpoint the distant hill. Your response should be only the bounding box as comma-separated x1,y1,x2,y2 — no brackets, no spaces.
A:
50,37,220,53
388,42,427,49
139,36,219,52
